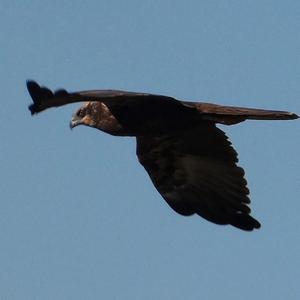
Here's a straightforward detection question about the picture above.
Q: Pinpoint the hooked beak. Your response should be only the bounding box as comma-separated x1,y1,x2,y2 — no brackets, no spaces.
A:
69,115,82,130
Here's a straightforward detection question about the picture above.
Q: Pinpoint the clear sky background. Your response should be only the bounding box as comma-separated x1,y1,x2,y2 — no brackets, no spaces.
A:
1,1,300,299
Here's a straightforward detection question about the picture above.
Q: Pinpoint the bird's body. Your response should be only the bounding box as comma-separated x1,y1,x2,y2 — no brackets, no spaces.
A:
27,80,298,231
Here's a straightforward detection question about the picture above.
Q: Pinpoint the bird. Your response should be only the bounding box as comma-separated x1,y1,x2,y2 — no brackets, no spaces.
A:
27,80,298,231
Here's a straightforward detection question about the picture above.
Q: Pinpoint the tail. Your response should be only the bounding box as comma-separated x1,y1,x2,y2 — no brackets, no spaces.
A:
189,102,299,125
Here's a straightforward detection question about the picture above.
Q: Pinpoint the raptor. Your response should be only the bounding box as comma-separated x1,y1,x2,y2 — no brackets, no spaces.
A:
27,80,298,231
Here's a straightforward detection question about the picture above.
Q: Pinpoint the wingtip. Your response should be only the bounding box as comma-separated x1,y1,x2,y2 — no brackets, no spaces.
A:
277,111,299,120
27,80,41,114
26,80,41,101
28,103,41,115
28,104,36,115
290,112,299,119
26,79,39,88
26,79,55,114
231,214,261,231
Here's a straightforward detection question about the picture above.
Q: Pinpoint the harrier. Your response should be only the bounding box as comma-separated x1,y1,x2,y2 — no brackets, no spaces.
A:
27,80,298,231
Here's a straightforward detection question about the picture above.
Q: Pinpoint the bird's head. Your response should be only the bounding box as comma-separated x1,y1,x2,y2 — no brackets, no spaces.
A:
70,101,127,135
70,102,98,129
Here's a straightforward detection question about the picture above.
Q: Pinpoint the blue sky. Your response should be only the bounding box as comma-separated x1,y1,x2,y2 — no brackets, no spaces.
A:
1,0,300,299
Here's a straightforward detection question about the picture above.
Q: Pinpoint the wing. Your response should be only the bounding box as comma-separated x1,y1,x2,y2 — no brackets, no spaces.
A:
27,80,298,123
182,101,298,124
27,80,174,115
136,122,261,231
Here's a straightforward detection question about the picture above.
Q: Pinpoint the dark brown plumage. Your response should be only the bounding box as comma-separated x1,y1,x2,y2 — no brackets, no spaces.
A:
27,80,298,231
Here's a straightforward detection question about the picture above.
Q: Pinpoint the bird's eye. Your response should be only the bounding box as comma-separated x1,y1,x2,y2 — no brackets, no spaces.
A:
77,109,85,117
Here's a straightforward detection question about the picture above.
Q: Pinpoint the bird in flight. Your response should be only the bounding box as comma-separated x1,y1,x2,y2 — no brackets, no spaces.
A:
27,80,298,231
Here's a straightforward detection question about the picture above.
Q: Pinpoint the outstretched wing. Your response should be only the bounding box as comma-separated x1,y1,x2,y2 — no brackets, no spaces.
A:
27,80,298,123
136,122,261,231
182,101,298,124
27,80,173,115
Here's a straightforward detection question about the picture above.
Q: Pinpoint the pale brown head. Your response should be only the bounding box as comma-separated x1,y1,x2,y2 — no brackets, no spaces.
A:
70,101,126,135
70,102,101,129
